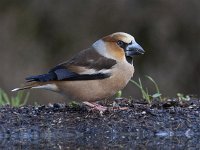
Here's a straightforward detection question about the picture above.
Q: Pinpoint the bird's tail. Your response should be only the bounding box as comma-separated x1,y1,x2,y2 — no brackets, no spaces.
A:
12,82,45,92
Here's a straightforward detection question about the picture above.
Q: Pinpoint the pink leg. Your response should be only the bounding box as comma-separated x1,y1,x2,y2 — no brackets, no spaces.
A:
112,106,129,110
111,99,129,110
83,101,107,112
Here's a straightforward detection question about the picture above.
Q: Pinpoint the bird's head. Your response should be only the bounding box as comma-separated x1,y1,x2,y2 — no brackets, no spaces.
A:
93,32,144,63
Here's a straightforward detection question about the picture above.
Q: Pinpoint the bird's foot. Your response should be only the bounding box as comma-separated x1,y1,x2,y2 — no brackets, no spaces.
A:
111,98,129,110
83,101,108,113
110,106,129,111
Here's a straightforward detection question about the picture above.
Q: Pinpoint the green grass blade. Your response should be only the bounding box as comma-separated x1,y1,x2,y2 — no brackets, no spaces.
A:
11,97,15,106
152,93,162,98
145,88,151,104
0,89,29,107
0,89,3,105
130,80,141,89
130,79,145,98
130,79,150,102
138,78,150,100
145,75,162,101
145,76,159,92
0,90,3,105
138,78,145,99
20,92,30,106
1,89,10,104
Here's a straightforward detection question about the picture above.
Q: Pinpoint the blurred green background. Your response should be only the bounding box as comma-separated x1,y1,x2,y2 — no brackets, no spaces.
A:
0,0,200,104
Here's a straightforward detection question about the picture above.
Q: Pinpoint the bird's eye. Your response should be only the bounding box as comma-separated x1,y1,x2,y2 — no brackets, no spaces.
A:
117,40,125,48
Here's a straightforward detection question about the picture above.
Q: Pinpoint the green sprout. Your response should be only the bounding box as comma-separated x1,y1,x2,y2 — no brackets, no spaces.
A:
115,90,122,98
0,88,29,107
130,75,163,103
177,93,190,101
69,101,80,108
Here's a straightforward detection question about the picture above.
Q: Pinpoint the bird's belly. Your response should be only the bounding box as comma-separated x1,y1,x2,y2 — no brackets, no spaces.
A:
57,77,128,102
56,80,115,101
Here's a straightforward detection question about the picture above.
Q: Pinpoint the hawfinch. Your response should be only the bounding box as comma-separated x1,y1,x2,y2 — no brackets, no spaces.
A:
12,32,144,105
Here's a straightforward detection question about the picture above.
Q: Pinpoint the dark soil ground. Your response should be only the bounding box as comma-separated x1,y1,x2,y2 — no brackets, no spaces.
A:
0,98,200,149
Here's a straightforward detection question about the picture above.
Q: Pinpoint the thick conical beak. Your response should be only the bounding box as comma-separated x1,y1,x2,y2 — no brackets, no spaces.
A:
125,42,145,57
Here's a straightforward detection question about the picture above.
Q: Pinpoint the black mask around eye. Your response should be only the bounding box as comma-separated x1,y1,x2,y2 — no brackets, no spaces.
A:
117,40,127,49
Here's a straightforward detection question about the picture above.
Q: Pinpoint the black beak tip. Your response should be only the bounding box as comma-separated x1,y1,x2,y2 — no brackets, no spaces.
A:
140,50,145,54
135,48,145,55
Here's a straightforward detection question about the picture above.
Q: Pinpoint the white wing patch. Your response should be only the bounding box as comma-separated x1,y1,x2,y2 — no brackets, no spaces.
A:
32,84,59,91
80,68,111,75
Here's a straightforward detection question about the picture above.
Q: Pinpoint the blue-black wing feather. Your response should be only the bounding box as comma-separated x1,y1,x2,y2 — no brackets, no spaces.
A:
26,48,115,82
25,66,110,82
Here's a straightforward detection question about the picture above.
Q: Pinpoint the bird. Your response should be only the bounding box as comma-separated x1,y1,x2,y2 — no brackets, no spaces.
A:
12,32,144,111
